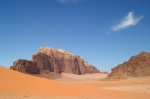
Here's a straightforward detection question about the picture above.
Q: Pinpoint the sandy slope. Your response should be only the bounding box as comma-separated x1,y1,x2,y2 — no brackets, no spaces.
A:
0,66,150,99
55,73,108,82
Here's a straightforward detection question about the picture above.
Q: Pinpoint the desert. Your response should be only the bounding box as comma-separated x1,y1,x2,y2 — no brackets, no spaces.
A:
1,48,150,99
1,65,150,99
1,0,150,99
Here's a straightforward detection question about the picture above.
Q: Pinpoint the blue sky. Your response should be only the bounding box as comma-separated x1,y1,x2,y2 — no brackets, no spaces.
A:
0,0,150,72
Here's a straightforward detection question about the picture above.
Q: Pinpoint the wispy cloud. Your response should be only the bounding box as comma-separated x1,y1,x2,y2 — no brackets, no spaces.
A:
57,0,82,4
111,11,143,31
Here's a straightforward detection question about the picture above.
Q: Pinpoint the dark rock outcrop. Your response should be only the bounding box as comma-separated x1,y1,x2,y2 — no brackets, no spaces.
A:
10,47,100,75
32,47,100,74
84,61,100,73
107,51,150,79
10,59,40,74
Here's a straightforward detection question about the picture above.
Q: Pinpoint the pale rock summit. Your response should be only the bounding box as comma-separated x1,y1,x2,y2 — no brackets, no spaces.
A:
58,49,75,56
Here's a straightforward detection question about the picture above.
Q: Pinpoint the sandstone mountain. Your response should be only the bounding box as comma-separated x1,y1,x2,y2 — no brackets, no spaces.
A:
10,47,100,75
107,51,150,79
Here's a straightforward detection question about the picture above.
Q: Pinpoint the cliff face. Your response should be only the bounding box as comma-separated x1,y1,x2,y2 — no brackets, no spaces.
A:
32,47,99,74
84,61,100,73
107,52,150,79
11,47,100,75
10,59,40,74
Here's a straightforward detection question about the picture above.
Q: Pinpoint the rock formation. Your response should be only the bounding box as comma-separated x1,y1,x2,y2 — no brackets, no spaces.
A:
10,47,100,75
10,59,40,74
107,51,150,79
84,61,100,73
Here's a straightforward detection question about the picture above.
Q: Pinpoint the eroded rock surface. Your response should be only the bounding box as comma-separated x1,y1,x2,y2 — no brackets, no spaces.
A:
32,47,100,74
10,47,100,75
10,59,40,74
107,52,150,79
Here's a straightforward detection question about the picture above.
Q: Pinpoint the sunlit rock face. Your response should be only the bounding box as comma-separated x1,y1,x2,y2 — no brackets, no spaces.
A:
32,47,100,74
10,47,100,75
107,52,150,79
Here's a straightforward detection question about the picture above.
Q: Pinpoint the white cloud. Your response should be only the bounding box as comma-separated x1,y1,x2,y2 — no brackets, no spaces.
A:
57,0,82,4
111,11,143,31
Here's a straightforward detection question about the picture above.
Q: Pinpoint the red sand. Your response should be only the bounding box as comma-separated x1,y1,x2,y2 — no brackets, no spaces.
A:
0,66,150,99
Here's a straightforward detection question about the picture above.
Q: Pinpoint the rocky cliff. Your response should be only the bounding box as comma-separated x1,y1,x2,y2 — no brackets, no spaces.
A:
10,59,40,74
10,47,100,75
84,61,100,73
107,51,150,79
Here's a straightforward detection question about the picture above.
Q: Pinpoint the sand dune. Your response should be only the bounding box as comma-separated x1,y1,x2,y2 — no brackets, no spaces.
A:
0,66,150,99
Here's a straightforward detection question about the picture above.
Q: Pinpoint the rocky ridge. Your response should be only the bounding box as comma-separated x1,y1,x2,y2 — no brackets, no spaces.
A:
10,47,100,75
107,51,150,79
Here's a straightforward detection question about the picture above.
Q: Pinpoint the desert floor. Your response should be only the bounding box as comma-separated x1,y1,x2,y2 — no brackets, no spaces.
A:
0,66,150,99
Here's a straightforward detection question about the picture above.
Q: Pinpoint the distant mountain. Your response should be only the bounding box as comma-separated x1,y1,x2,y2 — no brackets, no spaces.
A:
10,47,100,75
107,51,150,79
